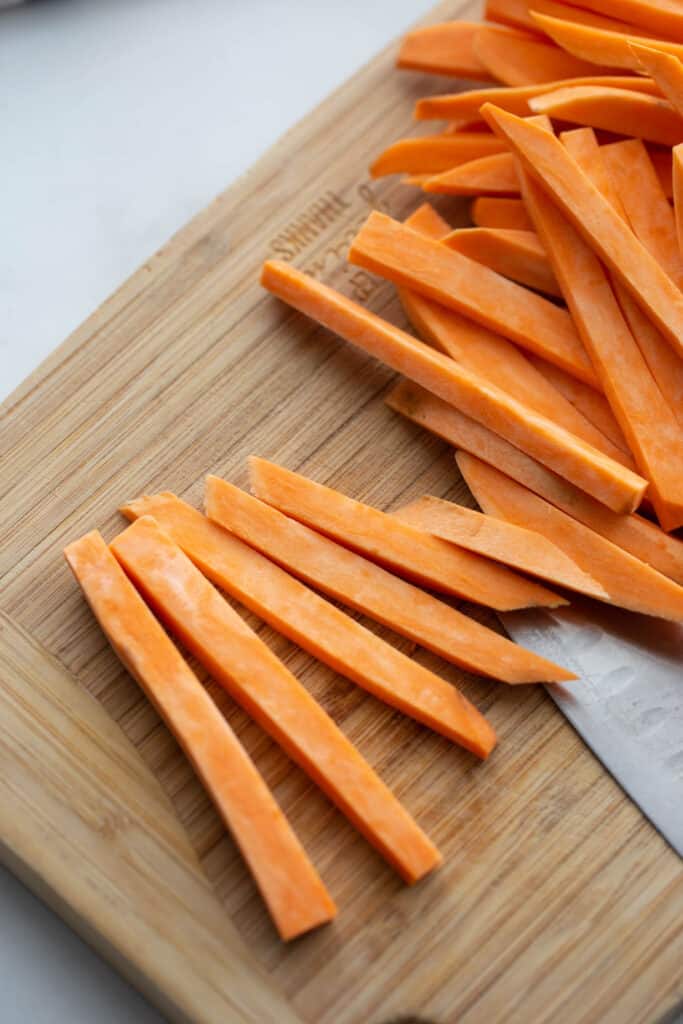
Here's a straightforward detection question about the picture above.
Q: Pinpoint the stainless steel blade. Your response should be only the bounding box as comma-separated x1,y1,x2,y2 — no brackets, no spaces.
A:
502,599,683,858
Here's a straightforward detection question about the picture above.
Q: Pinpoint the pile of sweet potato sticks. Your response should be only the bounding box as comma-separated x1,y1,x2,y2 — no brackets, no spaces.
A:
65,0,683,942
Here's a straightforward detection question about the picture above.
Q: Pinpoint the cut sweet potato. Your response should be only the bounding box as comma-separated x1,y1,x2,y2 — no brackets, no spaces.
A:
651,147,674,198
630,42,683,116
521,136,683,530
397,22,496,79
120,492,497,757
602,138,683,285
443,227,562,296
474,21,612,84
457,452,683,621
205,474,575,684
485,0,538,30
392,496,607,598
110,515,441,884
530,85,683,146
262,259,646,512
555,1,683,43
675,143,683,253
530,0,660,34
64,529,336,941
471,196,533,229
482,105,683,359
400,286,635,468
423,152,520,196
348,210,599,385
370,134,506,178
414,77,660,122
401,203,631,467
527,354,630,453
386,379,683,585
247,458,565,609
531,12,683,71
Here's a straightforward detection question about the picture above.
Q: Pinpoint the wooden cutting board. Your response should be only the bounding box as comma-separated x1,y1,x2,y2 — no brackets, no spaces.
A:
1,2,682,1021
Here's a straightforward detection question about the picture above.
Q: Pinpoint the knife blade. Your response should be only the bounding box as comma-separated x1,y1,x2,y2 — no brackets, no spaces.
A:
502,599,683,858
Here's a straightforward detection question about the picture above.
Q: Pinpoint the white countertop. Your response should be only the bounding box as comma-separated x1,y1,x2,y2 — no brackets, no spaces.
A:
0,1,431,1020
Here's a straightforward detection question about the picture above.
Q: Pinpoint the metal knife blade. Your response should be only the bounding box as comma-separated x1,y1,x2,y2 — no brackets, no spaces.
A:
502,599,683,858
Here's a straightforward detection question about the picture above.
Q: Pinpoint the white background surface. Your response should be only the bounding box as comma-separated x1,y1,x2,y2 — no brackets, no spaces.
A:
0,1,431,1021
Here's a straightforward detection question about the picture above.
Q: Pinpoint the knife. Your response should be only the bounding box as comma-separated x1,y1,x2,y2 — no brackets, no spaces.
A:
502,599,683,857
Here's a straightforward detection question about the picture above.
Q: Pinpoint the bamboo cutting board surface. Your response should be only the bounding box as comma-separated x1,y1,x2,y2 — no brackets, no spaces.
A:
1,2,682,1021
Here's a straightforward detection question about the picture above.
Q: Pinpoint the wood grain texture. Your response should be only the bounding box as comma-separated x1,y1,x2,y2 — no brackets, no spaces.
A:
0,2,681,1022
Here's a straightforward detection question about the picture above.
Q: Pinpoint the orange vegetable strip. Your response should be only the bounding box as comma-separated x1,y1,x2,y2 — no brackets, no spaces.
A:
392,496,607,598
120,493,496,758
110,516,441,884
630,43,683,115
485,0,538,31
482,105,683,359
526,353,630,452
601,138,683,285
651,147,674,198
488,0,658,32
519,143,683,530
370,134,506,178
474,21,612,84
399,287,635,468
414,77,660,122
531,0,660,33
594,140,683,428
401,205,631,466
563,127,683,444
387,379,683,585
397,22,496,79
675,143,683,254
529,85,683,146
204,476,574,686
423,152,521,196
556,1,683,43
443,226,562,296
457,452,683,621
248,457,565,610
64,530,336,941
264,258,645,512
404,201,452,239
531,12,683,71
471,196,533,229
348,209,599,385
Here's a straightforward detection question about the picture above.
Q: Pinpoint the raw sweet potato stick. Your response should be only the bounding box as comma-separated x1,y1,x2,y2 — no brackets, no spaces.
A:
370,134,506,178
457,452,683,622
590,137,683,428
392,496,607,598
401,206,634,467
443,227,562,297
529,85,683,146
348,209,599,385
471,197,533,230
423,152,521,197
517,131,683,529
120,492,497,758
387,380,683,587
247,458,564,609
630,43,683,115
110,515,441,884
539,1,683,43
473,21,611,84
531,12,683,71
481,104,683,360
205,475,575,685
414,77,660,122
262,258,647,512
64,530,336,941
397,22,496,79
